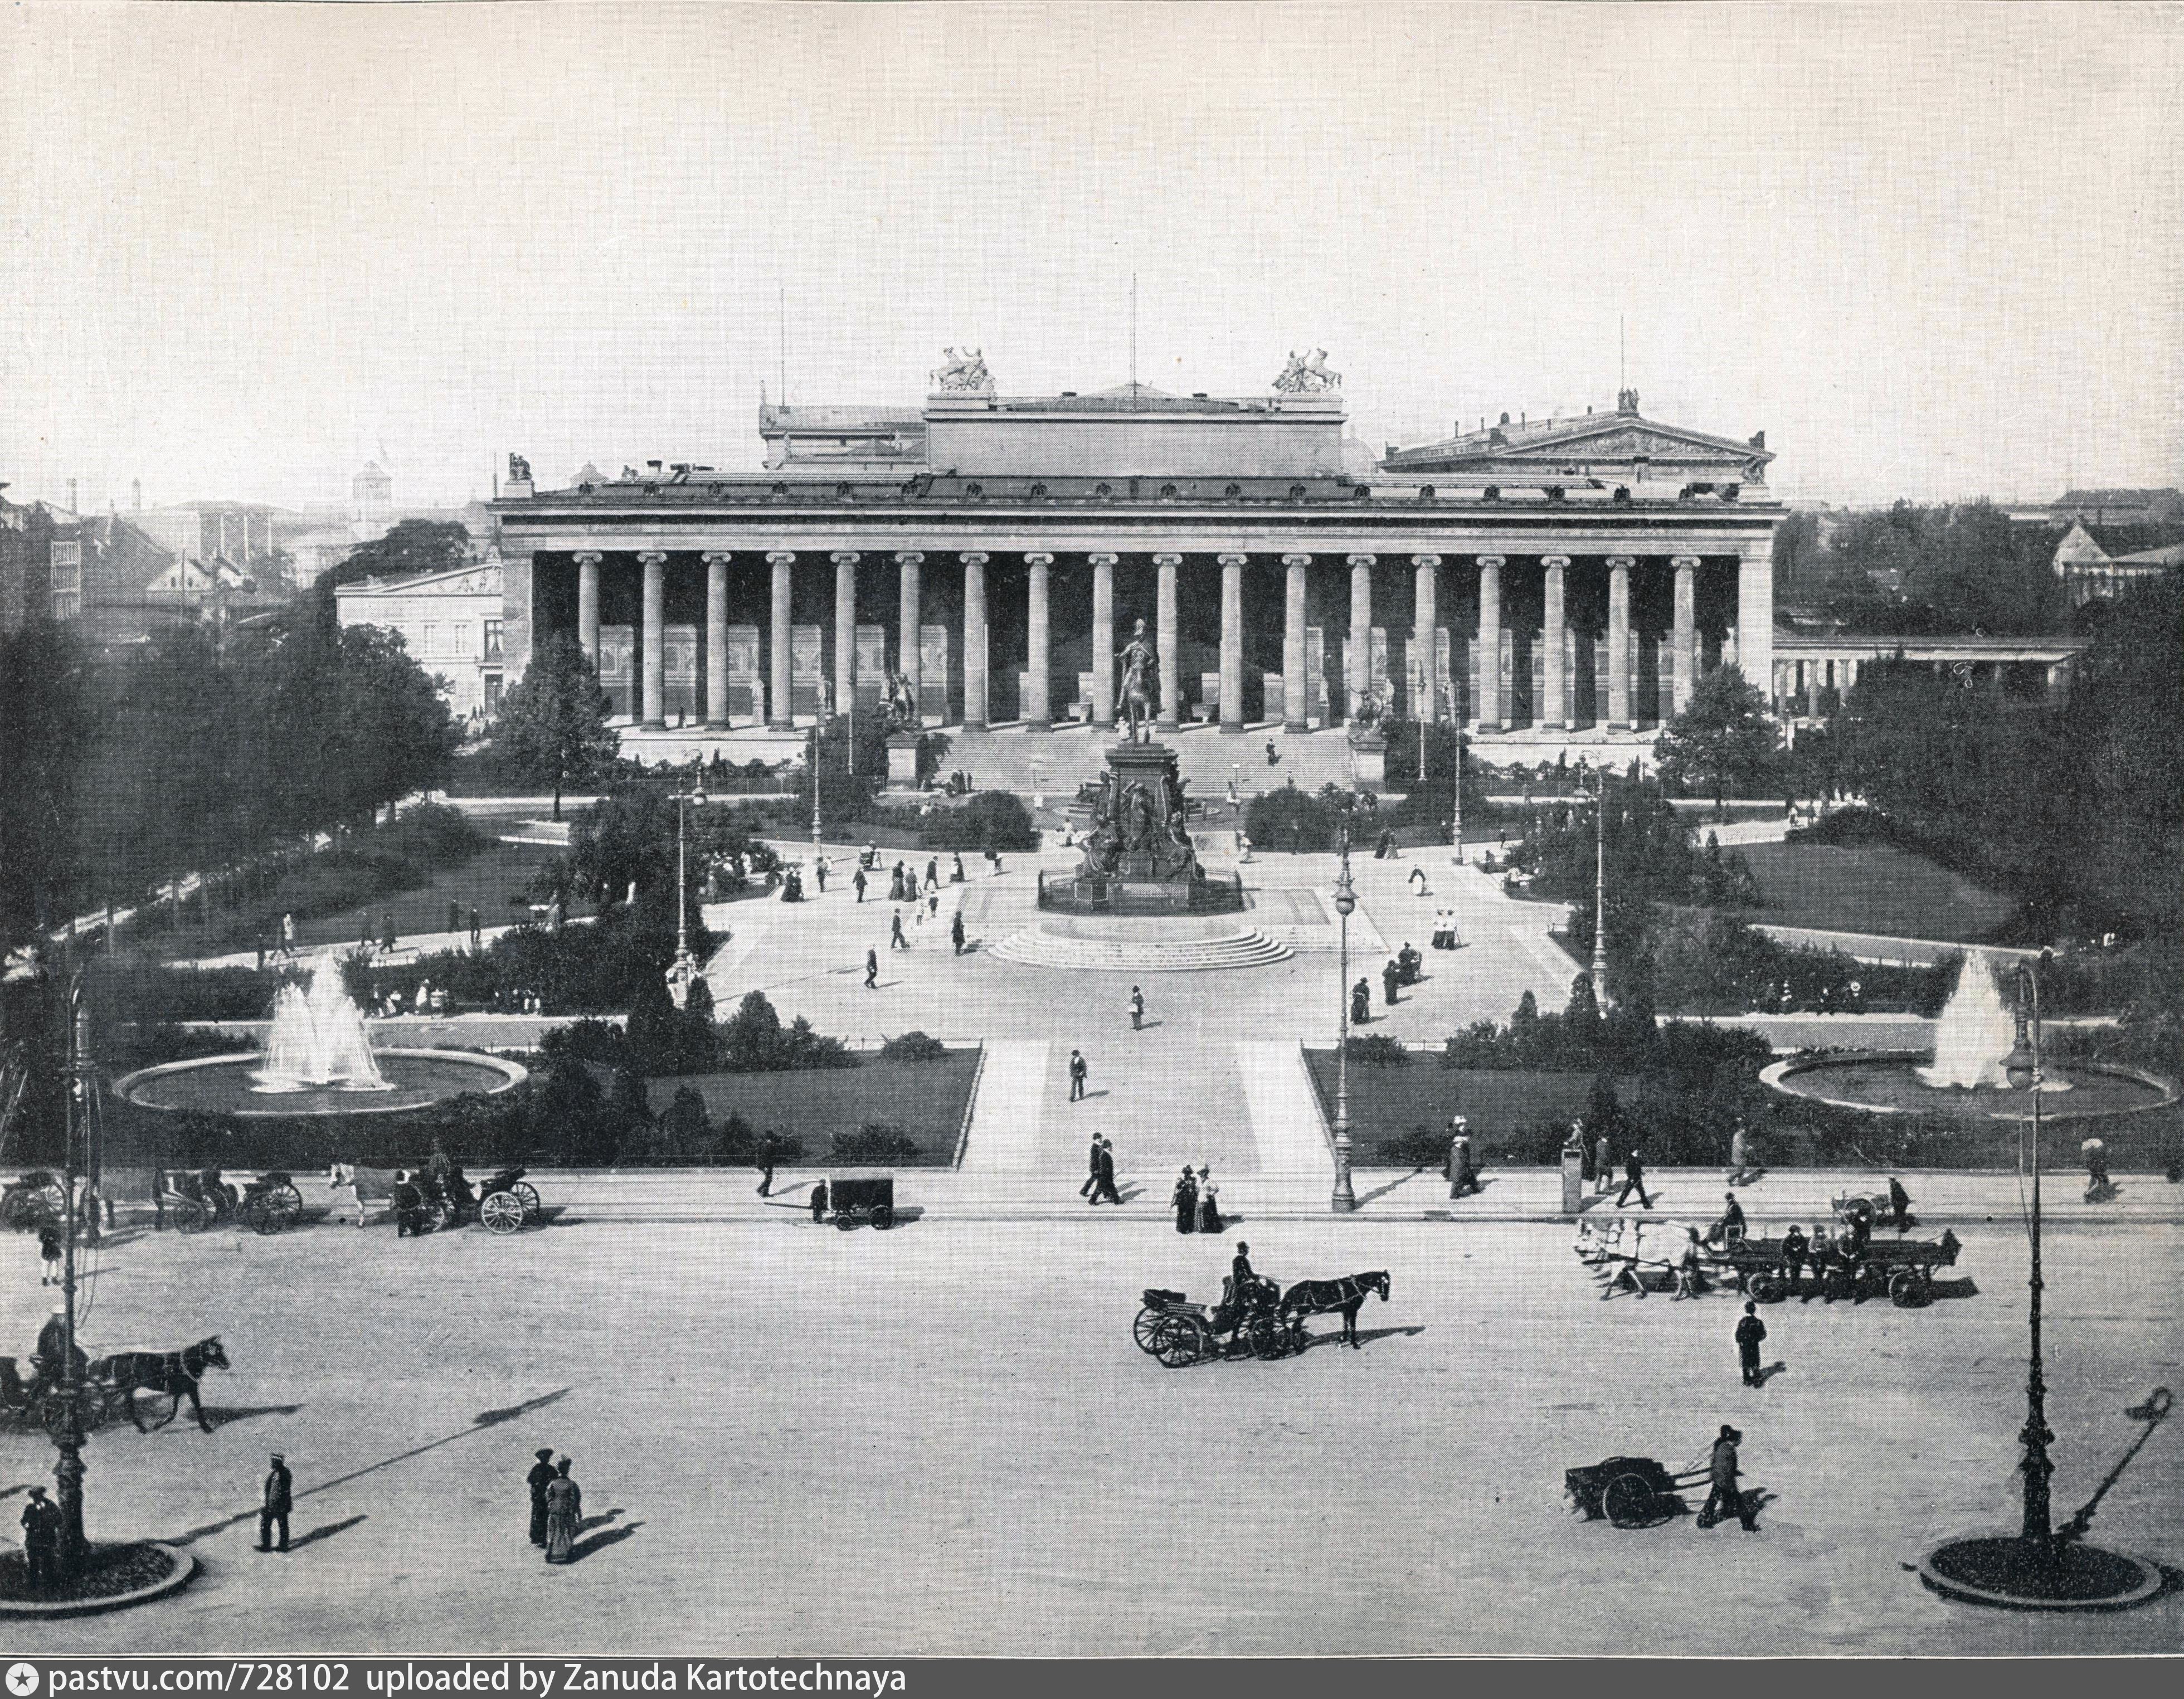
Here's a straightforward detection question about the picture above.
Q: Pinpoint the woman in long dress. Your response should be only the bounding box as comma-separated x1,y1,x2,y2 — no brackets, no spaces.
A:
1170,1167,1197,1234
543,1459,581,1564
1195,1167,1222,1234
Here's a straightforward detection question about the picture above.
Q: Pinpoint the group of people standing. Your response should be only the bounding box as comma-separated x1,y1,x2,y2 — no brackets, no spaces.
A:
1169,1166,1224,1233
526,1448,584,1563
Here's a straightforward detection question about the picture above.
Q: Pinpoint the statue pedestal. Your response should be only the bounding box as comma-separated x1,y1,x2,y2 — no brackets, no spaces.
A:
886,732,921,787
1040,739,1242,916
1348,729,1385,789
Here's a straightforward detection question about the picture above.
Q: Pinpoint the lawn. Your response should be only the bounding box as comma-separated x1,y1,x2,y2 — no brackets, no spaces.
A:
645,1048,982,1165
1732,843,2017,941
1301,1050,1635,1164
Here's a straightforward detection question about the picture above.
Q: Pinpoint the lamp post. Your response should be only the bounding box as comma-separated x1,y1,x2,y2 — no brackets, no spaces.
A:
53,971,91,1575
810,679,829,857
667,774,707,1006
1450,726,1466,865
1590,768,1611,1011
1331,827,1358,1213
2001,964,2055,1560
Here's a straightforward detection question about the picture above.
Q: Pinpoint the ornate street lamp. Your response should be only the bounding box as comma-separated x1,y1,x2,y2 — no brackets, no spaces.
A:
666,773,707,1007
1919,958,2168,1609
1450,726,1466,865
53,972,93,1575
811,679,829,856
1331,826,1358,1213
1589,769,1611,1011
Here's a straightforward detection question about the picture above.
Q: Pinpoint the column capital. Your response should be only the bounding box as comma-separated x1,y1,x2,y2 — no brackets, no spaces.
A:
1540,554,1571,570
1410,553,1442,569
766,550,798,566
636,549,669,566
572,549,603,566
1346,553,1377,568
959,551,989,567
1215,553,1248,567
893,550,925,566
1670,553,1701,570
1087,552,1118,567
830,550,861,566
1023,551,1054,567
1152,552,1184,567
1606,554,1637,569
1475,554,1505,570
699,549,733,565
1282,552,1313,568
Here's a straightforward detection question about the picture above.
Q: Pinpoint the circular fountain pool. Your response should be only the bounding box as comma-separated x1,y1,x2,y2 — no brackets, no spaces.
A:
116,1049,527,1118
1760,1050,2176,1123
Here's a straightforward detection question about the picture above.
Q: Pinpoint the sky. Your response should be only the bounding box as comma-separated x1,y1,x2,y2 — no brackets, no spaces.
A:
3,1,2180,514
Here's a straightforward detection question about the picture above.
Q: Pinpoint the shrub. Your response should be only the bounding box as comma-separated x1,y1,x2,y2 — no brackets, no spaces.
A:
918,791,1039,853
1345,1033,1413,1068
716,990,859,1074
1245,785,1339,853
829,1120,922,1162
879,1030,950,1063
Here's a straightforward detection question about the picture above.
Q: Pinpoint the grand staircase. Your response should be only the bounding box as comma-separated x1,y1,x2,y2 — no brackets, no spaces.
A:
990,926,1293,972
925,724,1357,800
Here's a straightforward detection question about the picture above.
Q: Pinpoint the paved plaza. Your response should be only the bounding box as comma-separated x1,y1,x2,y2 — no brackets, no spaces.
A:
9,1213,2178,1656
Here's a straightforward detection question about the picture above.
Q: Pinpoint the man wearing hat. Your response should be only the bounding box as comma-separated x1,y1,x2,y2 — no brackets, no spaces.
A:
260,1452,293,1552
19,1484,62,1587
1735,1301,1768,1387
527,1448,558,1545
1697,1425,1758,1531
1446,1121,1482,1199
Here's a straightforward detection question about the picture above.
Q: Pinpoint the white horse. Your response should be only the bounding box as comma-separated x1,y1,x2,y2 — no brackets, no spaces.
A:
327,1162,406,1228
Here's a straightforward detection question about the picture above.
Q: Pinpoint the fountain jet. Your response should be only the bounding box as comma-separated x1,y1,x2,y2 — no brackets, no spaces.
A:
252,962,392,1093
1918,950,2016,1091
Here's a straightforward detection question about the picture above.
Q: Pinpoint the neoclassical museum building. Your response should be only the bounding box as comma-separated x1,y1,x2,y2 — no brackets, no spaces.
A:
489,352,1781,771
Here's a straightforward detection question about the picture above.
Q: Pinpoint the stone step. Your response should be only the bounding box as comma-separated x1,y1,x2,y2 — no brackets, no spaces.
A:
927,727,1359,800
989,926,1294,972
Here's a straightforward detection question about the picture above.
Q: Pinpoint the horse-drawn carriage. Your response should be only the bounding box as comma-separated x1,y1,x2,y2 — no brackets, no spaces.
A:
1578,1217,1961,1308
327,1162,541,1234
1,1336,230,1437
1,1170,67,1232
160,1169,305,1235
1132,1269,1392,1366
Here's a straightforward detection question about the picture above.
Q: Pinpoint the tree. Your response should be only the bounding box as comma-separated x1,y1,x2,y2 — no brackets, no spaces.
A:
494,632,617,820
0,617,93,943
1655,665,1779,811
307,520,472,630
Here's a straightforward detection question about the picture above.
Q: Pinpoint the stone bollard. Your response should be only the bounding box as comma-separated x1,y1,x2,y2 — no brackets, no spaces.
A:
1561,1136,1585,1216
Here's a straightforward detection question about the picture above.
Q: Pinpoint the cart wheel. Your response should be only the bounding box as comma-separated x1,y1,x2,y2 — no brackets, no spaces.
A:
1132,1308,1166,1354
872,1205,895,1230
425,1198,454,1233
1889,1269,1932,1308
1603,1473,1666,1530
1246,1312,1285,1360
835,1212,859,1230
512,1181,542,1222
480,1191,526,1235
1150,1316,1203,1368
0,1193,36,1232
1749,1274,1787,1304
172,1199,210,1235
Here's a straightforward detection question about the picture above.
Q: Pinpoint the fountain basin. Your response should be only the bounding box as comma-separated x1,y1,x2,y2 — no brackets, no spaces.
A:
116,1049,527,1118
1762,1051,2178,1123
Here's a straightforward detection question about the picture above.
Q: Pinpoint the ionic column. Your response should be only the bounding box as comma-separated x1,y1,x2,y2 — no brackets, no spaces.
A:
703,551,731,725
1089,552,1117,724
1283,553,1312,732
574,551,602,666
961,552,989,729
638,550,668,728
1411,554,1441,725
766,551,795,729
1024,552,1053,731
1348,554,1374,721
1671,554,1699,714
1540,555,1570,729
831,551,859,717
1476,555,1505,731
895,552,923,708
1217,553,1247,732
1153,553,1181,730
1606,556,1634,729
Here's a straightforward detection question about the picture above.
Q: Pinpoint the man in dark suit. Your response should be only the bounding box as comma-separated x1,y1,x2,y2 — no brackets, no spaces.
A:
527,1447,558,1545
1079,1136,1102,1199
1068,1049,1089,1102
1697,1425,1758,1531
259,1452,293,1552
1781,1224,1809,1297
1092,1137,1121,1205
1615,1147,1655,1209
1735,1302,1768,1387
20,1487,62,1586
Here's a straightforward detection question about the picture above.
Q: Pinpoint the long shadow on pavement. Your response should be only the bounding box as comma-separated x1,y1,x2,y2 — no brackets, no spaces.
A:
285,1514,367,1551
565,1521,643,1564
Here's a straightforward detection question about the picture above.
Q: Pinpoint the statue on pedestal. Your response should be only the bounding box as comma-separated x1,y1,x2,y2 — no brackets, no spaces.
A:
1116,617,1157,744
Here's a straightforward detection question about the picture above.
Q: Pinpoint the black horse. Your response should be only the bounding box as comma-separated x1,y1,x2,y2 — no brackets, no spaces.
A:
92,1336,230,1433
1280,1270,1392,1349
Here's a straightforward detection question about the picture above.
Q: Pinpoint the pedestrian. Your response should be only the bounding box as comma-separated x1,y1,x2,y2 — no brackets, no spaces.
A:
259,1452,293,1552
283,911,296,953
1409,865,1427,895
1382,957,1400,1007
928,890,940,921
1728,1119,1755,1186
470,906,482,951
889,911,908,951
925,858,940,895
853,866,868,903
1265,737,1278,766
543,1458,580,1564
1068,1049,1088,1102
1171,1166,1198,1233
1129,985,1145,1030
38,1219,61,1284
756,1134,776,1198
1888,1176,1917,1232
20,1486,62,1588
380,911,397,954
814,856,827,893
1614,1147,1654,1210
1594,1128,1614,1195
951,910,966,956
1781,1223,1809,1299
1697,1424,1759,1531
1093,1137,1122,1205
360,913,373,953
1194,1166,1221,1231
864,948,879,990
447,899,461,937
527,1447,557,1546
1735,1301,1768,1387
1082,1135,1103,1200
1350,977,1371,1026
1447,1123,1482,1198
809,1177,829,1224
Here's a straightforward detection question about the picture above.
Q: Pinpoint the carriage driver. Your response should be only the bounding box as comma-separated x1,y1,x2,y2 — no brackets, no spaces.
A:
28,1308,87,1399
1222,1242,1279,1335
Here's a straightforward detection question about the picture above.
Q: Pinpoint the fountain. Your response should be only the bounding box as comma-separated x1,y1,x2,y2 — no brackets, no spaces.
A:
1763,952,2173,1123
116,960,525,1118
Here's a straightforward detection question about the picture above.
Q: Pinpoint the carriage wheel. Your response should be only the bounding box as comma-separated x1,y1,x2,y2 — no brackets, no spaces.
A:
1749,1273,1787,1305
1889,1269,1933,1309
1245,1312,1286,1360
0,1192,38,1232
1150,1316,1204,1368
425,1198,454,1233
1603,1473,1667,1530
872,1204,895,1230
480,1191,526,1235
171,1199,210,1235
512,1181,542,1222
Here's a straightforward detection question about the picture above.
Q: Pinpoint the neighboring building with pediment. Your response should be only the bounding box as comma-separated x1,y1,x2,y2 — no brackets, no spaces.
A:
333,554,508,720
1379,389,1773,496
